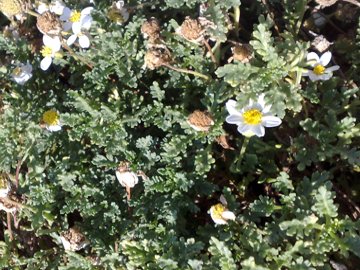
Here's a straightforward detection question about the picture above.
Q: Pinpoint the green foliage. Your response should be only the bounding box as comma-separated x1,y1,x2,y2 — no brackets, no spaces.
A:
0,0,359,269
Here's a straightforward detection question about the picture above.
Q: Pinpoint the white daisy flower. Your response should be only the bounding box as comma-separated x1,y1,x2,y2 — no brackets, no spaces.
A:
40,35,61,71
36,0,66,15
66,28,91,48
115,171,139,188
42,110,62,132
11,62,33,85
225,94,282,138
61,7,93,33
303,51,340,81
107,1,130,25
208,196,235,225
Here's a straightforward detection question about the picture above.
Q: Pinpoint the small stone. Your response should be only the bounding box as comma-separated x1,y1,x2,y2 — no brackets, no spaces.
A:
187,110,214,132
311,35,332,53
36,11,62,36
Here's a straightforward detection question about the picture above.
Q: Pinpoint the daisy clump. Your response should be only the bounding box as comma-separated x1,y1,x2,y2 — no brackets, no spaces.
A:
62,7,93,48
40,34,62,70
42,109,62,132
303,51,340,81
11,62,33,85
225,94,282,138
208,196,236,225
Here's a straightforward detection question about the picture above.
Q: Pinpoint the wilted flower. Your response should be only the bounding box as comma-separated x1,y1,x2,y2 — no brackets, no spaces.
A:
115,162,139,189
144,48,172,70
176,17,205,43
187,110,214,132
107,1,129,25
60,227,89,251
11,62,33,85
229,44,252,63
36,11,62,36
61,7,93,33
225,94,282,138
141,17,161,40
209,196,236,225
42,109,62,132
40,35,61,70
0,0,26,20
303,51,340,81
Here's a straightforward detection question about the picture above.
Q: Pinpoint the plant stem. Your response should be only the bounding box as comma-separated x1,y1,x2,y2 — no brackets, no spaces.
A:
203,40,218,65
163,64,210,80
61,42,94,69
342,0,360,7
7,213,13,240
233,6,240,38
238,136,251,164
25,9,39,17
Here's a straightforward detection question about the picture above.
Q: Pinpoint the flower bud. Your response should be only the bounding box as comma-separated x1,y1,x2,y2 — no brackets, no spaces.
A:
60,227,89,251
187,110,214,132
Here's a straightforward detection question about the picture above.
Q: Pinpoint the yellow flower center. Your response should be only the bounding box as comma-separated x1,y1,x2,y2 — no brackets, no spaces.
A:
42,110,59,126
212,203,226,219
243,109,262,125
313,64,325,75
12,66,22,76
69,10,81,22
40,46,53,57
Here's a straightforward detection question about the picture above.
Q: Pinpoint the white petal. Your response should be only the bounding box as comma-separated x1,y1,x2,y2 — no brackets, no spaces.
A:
79,35,90,48
23,63,33,73
226,99,241,116
67,34,77,46
262,104,272,114
81,16,93,30
60,7,71,20
72,22,81,34
225,114,243,125
257,93,266,108
116,1,125,8
42,34,53,46
319,73,332,81
326,65,339,72
47,124,62,132
320,51,332,66
63,21,72,31
37,3,49,14
40,57,52,71
51,37,61,52
262,116,282,127
308,72,319,81
250,125,265,137
237,124,252,135
221,211,236,221
307,52,320,67
219,195,227,206
81,7,94,16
